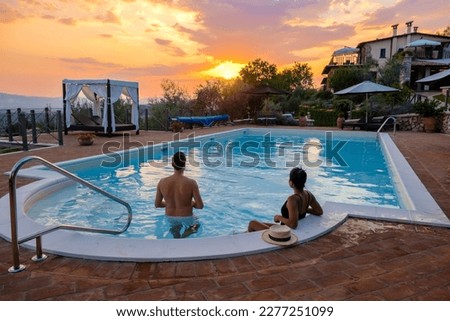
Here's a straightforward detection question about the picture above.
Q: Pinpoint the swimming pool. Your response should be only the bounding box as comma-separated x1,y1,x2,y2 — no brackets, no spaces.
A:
26,129,400,239
0,128,448,261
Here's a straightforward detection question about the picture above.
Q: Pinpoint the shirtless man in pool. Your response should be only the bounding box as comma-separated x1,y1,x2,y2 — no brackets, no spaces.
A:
155,151,204,237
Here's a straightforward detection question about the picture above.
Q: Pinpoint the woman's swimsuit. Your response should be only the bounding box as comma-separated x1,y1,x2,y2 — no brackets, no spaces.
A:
281,192,310,221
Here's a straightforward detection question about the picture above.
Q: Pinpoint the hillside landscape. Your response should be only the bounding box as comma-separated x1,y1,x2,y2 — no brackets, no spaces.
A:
0,92,62,110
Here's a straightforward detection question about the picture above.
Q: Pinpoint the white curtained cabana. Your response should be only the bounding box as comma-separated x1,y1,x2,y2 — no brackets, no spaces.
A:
63,79,139,135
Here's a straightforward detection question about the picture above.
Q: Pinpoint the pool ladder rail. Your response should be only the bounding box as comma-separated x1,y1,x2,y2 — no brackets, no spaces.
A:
7,156,133,273
377,116,397,137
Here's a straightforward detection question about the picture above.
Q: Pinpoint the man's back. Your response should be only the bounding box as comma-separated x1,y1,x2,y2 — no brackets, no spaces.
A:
156,173,202,216
155,151,204,217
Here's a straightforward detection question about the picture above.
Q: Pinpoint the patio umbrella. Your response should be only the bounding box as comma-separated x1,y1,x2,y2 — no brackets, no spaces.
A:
416,69,450,85
406,39,441,47
242,85,291,96
417,70,450,110
241,85,291,120
332,46,359,56
334,80,399,122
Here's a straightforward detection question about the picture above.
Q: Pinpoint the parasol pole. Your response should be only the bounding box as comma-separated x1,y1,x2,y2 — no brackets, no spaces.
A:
365,93,369,123
445,87,449,112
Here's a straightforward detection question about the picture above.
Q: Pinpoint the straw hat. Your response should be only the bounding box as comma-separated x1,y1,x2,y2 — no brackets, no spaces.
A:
261,225,298,246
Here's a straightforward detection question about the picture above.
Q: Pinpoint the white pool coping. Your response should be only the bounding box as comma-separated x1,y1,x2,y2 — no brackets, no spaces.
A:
0,129,449,262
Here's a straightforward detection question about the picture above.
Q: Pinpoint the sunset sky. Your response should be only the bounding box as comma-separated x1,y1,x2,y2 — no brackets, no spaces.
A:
1,0,449,100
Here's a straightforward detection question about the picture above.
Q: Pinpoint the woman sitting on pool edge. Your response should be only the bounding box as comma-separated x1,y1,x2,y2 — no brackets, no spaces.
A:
248,167,323,232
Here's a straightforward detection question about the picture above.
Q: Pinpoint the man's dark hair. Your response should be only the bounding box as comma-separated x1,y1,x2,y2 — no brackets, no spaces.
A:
172,151,186,170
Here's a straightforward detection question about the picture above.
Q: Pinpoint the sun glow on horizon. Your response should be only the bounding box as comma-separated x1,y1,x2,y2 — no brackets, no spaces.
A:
203,61,245,80
1,0,449,98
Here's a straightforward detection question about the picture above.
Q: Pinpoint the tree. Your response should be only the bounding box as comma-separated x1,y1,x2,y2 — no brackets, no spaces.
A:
194,79,224,115
328,65,372,92
378,53,404,87
239,58,277,86
218,78,249,120
146,98,168,130
150,79,192,130
160,79,191,116
333,99,354,115
437,25,450,36
278,62,314,91
113,98,133,123
283,87,317,114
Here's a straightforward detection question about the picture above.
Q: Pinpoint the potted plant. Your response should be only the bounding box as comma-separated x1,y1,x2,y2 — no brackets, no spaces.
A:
171,121,183,133
77,133,95,146
298,112,307,127
413,99,443,133
336,112,345,130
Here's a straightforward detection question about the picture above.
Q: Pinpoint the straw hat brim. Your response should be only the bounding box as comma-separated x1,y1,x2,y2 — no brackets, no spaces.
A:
261,229,298,246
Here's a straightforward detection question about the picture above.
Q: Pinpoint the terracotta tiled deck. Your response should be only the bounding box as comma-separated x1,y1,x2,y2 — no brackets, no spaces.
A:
0,126,449,300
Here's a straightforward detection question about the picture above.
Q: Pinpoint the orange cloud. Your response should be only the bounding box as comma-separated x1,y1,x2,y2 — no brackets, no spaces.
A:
154,38,172,46
0,3,24,23
95,10,121,25
60,57,123,69
59,18,77,26
1,0,449,100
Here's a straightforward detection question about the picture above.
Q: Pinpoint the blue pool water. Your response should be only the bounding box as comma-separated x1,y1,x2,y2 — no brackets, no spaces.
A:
27,129,401,239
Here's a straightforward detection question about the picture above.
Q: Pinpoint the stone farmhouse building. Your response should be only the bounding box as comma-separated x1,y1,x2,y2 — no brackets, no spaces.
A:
322,21,450,92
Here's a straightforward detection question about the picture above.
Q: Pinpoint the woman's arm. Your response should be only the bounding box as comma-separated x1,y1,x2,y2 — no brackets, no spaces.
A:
306,192,323,216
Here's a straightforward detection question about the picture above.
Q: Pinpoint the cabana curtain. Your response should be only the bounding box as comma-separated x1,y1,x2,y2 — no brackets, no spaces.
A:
64,84,83,126
81,85,106,117
63,79,139,133
124,87,139,130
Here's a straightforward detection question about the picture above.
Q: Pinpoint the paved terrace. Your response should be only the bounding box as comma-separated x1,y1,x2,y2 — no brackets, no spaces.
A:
0,126,449,300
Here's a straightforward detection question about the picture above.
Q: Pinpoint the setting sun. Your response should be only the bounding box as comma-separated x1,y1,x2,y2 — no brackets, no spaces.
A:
0,0,448,99
203,61,245,80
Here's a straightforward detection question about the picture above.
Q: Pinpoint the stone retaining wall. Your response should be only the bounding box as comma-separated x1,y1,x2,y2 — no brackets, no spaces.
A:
441,112,450,134
395,112,450,133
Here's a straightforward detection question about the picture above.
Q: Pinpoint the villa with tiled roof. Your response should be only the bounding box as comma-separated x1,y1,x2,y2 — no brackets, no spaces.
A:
322,21,450,92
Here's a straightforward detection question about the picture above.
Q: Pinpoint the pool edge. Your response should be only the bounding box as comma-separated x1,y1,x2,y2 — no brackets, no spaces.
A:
1,128,449,262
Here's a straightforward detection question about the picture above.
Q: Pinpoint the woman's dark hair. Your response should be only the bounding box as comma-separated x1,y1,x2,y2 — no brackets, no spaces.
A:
172,151,186,170
289,167,307,190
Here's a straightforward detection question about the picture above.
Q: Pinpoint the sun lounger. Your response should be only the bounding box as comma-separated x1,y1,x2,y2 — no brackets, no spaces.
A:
70,114,136,133
170,115,229,127
365,116,396,131
343,116,395,131
257,117,277,126
343,116,367,130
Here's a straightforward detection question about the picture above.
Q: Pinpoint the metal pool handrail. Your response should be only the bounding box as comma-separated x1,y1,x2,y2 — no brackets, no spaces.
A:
377,116,397,136
8,155,133,273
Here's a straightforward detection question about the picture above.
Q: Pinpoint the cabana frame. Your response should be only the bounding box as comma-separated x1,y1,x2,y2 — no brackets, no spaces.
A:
63,79,139,135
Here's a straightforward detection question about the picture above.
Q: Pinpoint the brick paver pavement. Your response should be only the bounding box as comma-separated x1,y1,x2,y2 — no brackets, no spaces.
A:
0,127,449,300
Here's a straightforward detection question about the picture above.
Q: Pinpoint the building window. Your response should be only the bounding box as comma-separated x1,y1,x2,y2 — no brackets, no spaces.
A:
380,48,386,58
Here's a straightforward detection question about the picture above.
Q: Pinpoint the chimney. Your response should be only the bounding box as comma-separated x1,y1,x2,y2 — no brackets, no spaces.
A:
392,25,399,55
406,21,414,46
392,24,399,36
414,26,419,33
406,21,413,34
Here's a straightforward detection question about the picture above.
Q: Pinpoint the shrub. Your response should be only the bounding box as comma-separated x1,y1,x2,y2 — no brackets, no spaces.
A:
309,109,340,126
333,99,354,114
413,100,443,117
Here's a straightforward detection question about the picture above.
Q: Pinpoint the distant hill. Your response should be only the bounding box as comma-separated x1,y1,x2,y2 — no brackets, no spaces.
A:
0,92,62,110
